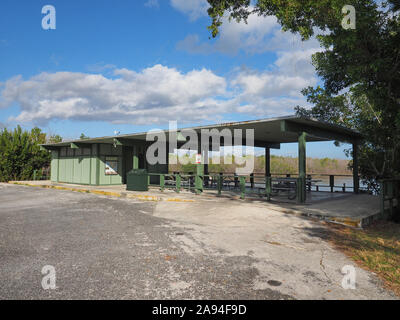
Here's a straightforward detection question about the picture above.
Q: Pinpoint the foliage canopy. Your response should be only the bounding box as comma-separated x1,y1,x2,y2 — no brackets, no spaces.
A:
207,0,400,190
0,126,59,182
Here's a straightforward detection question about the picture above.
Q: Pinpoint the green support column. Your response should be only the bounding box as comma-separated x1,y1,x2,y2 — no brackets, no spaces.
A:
203,144,209,187
195,143,204,194
165,140,170,174
353,142,359,194
217,173,222,195
176,173,181,193
133,145,139,170
265,176,272,201
160,174,165,191
195,163,204,194
265,147,271,177
298,132,307,203
240,176,246,199
265,146,272,201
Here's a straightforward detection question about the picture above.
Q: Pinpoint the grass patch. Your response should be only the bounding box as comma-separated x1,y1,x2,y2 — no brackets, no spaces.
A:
328,221,400,296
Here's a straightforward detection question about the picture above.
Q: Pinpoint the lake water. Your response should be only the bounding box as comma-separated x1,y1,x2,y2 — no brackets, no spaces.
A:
248,175,368,192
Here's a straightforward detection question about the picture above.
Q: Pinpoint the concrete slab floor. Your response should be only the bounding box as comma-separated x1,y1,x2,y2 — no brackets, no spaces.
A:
153,199,396,300
0,183,396,300
9,181,382,228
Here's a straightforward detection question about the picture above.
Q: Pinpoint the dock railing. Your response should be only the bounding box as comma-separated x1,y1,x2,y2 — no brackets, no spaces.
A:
146,172,365,202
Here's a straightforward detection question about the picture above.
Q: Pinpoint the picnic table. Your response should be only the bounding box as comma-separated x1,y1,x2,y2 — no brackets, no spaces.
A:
271,177,322,200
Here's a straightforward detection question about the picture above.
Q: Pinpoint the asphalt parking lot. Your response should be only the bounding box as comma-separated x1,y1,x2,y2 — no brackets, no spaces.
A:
0,183,396,300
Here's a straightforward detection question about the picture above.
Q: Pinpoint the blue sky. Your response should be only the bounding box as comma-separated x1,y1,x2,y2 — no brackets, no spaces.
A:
0,0,351,159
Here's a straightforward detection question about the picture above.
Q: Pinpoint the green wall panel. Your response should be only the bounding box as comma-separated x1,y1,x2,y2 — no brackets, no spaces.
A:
65,158,74,183
72,157,91,184
59,158,66,182
52,143,125,186
73,157,81,184
50,151,59,182
81,157,91,184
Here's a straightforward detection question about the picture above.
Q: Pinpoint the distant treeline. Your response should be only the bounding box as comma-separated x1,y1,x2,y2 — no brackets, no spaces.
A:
169,154,352,175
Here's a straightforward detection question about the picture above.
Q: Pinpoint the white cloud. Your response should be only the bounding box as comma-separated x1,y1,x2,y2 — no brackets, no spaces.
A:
230,48,320,100
274,48,322,77
177,11,320,56
174,8,321,117
0,48,319,125
226,48,319,117
0,65,230,125
170,0,209,21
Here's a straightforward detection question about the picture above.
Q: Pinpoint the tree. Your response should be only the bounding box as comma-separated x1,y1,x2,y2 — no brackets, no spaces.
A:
48,134,62,144
80,133,90,140
207,0,400,190
0,126,58,182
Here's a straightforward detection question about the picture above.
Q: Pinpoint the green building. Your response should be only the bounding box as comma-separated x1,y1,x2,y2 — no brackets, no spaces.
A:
41,116,363,202
44,140,166,186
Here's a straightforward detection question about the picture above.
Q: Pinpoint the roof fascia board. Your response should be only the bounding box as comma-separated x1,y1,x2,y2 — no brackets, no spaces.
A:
280,120,357,143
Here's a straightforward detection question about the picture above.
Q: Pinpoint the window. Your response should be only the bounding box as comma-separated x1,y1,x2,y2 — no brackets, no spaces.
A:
105,157,118,175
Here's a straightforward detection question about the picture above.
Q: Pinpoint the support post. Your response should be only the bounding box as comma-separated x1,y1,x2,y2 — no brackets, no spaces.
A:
195,143,204,194
240,176,246,199
204,148,209,187
133,145,139,170
160,174,165,192
265,146,272,201
329,175,335,192
266,176,272,201
353,142,359,194
166,142,170,175
176,173,181,193
298,132,307,203
265,147,271,177
217,173,222,195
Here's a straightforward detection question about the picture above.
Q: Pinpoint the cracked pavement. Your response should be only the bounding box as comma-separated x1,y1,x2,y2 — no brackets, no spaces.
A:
0,183,397,300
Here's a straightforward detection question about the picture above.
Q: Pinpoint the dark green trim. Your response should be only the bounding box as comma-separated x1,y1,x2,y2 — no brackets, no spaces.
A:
265,147,271,177
298,132,306,179
240,176,246,199
281,120,358,143
133,145,139,170
298,132,307,203
70,142,87,149
254,141,280,149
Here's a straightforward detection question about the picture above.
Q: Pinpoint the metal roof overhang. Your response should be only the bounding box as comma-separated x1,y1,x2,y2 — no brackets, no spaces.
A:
41,116,363,150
